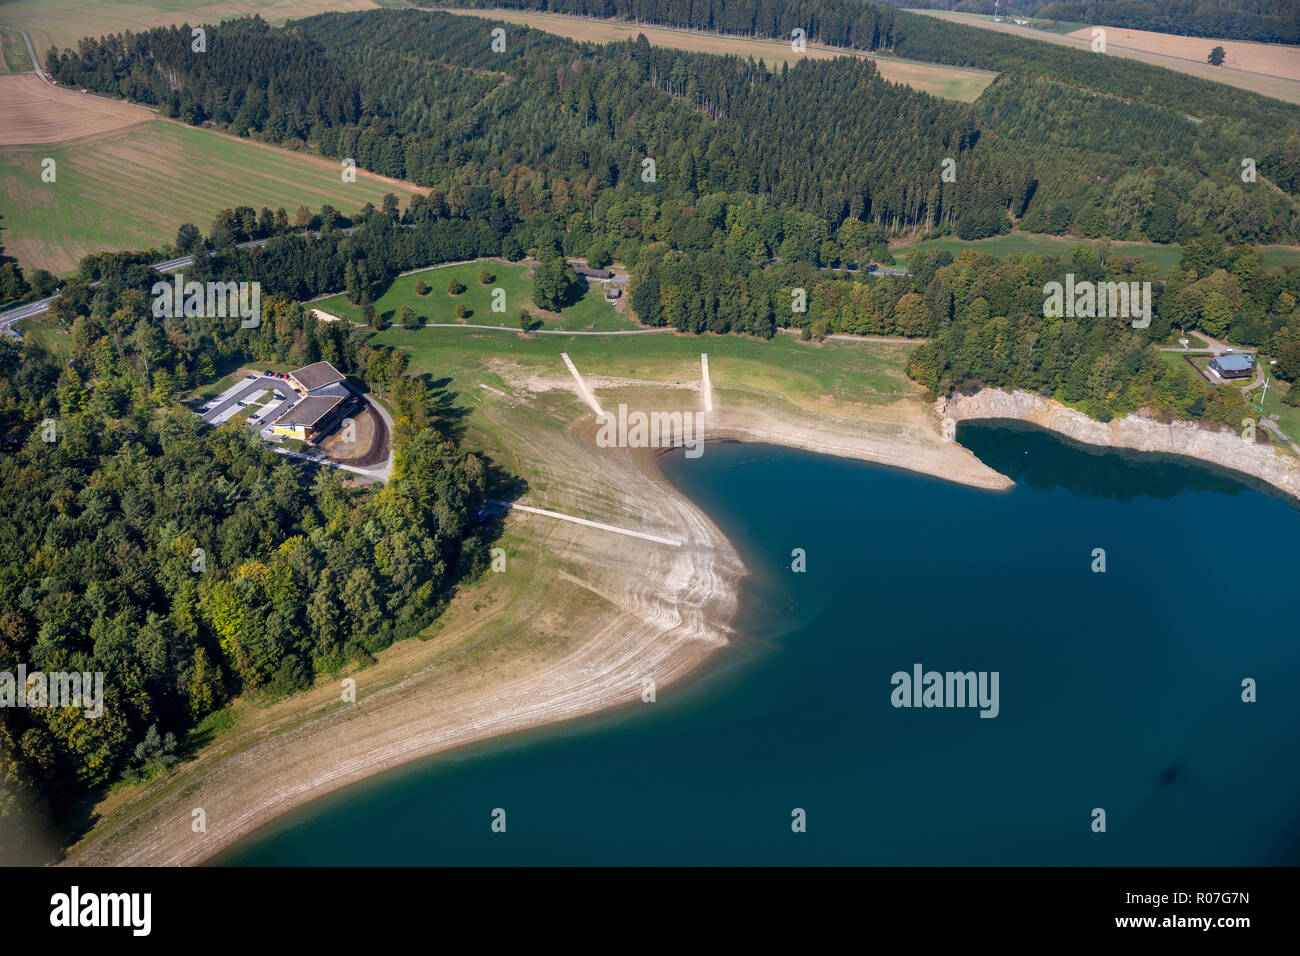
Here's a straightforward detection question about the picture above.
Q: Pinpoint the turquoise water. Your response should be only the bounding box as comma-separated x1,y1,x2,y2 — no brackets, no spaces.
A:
221,423,1300,865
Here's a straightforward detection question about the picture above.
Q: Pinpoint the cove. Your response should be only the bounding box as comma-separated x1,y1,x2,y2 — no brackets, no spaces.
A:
219,422,1300,865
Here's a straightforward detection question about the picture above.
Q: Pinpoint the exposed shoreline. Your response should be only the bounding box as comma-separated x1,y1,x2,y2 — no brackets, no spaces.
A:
63,378,1011,866
940,389,1300,504
70,380,1290,866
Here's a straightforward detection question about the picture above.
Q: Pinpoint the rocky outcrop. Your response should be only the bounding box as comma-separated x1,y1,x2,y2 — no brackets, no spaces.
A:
939,389,1300,503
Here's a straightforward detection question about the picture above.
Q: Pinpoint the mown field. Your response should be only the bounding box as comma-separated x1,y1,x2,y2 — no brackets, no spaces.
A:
1061,24,1300,79
442,8,997,102
314,261,635,331
907,9,1300,104
0,26,34,72
0,0,382,61
0,73,150,145
0,117,420,273
889,232,1300,276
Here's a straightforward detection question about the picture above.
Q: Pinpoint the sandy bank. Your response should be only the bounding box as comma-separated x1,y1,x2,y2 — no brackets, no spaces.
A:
940,389,1300,503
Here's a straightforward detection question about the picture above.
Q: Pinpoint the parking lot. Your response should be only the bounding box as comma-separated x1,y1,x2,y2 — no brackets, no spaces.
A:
199,373,297,437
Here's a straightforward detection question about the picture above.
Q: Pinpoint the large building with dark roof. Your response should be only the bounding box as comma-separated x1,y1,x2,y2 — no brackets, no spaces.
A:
271,362,358,441
1209,353,1254,380
289,361,347,394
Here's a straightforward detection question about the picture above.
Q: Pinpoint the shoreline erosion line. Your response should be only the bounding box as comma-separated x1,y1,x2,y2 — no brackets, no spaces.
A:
64,385,1299,866
65,387,1008,865
941,389,1300,503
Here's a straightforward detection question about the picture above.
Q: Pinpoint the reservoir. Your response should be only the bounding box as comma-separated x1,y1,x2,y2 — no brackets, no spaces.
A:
221,422,1300,865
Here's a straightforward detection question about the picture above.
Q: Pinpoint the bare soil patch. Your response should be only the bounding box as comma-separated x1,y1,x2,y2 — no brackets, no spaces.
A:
0,74,149,145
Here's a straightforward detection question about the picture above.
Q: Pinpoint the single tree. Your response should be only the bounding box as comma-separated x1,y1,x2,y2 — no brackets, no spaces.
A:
363,302,379,329
414,278,429,296
478,267,494,285
519,309,532,333
400,305,417,329
28,268,58,298
1208,46,1226,66
447,276,466,295
455,303,468,320
175,222,203,254
532,256,579,312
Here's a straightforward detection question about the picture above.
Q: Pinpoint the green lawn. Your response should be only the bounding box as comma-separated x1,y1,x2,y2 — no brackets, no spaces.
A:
15,314,72,357
1160,350,1212,388
1256,375,1300,445
313,261,636,332
888,233,1300,277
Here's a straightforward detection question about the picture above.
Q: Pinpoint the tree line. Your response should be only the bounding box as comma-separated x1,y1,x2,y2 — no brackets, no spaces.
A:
44,9,1299,249
0,206,495,861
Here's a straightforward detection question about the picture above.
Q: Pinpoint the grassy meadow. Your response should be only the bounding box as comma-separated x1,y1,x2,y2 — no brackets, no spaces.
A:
314,261,636,332
442,8,997,102
375,319,919,424
0,26,35,72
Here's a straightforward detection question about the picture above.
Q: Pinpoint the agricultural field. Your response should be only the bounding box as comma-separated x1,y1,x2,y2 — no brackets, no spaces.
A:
1061,24,1300,80
0,26,34,72
906,9,1300,105
0,0,382,61
313,261,636,332
442,8,997,102
0,74,150,144
888,232,1300,276
0,116,420,274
